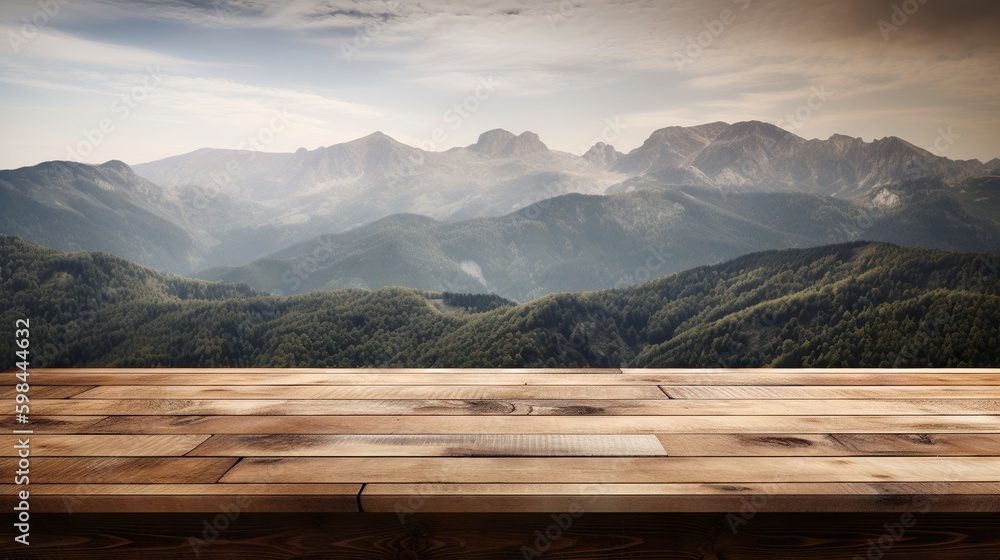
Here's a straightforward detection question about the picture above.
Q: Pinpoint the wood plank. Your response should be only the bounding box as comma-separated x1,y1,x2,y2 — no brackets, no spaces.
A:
28,371,1000,386
655,433,1000,456
188,434,668,457
77,414,1000,434
0,484,361,513
360,482,1000,512
663,385,1000,399
0,434,210,456
0,457,238,483
0,385,94,398
220,456,1000,484
0,415,107,432
5,512,999,559
72,384,667,400
31,398,1000,416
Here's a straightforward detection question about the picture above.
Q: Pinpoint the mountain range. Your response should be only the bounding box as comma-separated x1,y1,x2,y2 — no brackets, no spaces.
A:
1,120,997,300
199,181,1000,300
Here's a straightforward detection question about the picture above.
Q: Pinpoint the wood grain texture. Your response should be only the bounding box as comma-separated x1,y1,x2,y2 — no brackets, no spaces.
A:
654,433,1000,456
663,385,1000,399
33,397,1000,415
79,414,1000,434
3,513,999,559
0,385,94,398
220,456,1000,484
0,414,106,432
73,384,667,400
0,457,238,483
0,434,210,456
3,367,998,557
360,482,1000,512
0,484,362,513
188,434,669,457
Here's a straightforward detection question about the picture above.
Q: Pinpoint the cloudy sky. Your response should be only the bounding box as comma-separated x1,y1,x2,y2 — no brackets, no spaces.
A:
1,0,998,169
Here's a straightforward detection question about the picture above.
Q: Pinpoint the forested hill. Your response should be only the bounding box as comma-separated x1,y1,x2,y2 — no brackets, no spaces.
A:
1,236,997,369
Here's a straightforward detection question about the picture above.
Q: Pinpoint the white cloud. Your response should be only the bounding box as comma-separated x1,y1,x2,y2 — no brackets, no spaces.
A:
1,0,999,167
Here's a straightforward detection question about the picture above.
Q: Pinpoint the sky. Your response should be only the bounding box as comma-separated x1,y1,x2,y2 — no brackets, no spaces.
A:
1,0,998,169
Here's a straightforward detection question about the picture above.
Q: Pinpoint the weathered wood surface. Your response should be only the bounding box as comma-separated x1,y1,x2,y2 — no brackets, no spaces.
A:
0,369,1000,513
188,433,669,457
2,367,998,557
29,413,997,434
219,456,1000,484
30,397,1000,415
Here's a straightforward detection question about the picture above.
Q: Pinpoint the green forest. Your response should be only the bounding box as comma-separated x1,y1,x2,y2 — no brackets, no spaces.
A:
1,235,997,369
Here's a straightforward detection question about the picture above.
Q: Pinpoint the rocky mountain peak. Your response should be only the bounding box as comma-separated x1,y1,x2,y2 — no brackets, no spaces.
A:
98,159,135,175
469,129,517,157
497,131,549,158
724,120,797,142
582,142,623,167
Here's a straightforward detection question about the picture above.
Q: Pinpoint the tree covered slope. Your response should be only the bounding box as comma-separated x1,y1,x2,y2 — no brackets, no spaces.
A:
2,237,996,369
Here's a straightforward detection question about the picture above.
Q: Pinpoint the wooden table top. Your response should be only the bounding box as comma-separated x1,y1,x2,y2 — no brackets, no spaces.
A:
3,368,999,513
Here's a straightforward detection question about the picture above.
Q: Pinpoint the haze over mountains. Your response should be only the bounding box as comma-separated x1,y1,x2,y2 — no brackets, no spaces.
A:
3,237,997,369
201,183,1000,300
2,120,997,300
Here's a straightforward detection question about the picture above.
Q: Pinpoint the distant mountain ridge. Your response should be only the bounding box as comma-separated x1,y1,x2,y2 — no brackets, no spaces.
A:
0,160,196,271
2,120,997,284
200,180,1000,300
613,121,986,196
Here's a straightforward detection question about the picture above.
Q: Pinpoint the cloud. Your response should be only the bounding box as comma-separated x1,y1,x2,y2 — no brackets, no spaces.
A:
1,0,998,166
